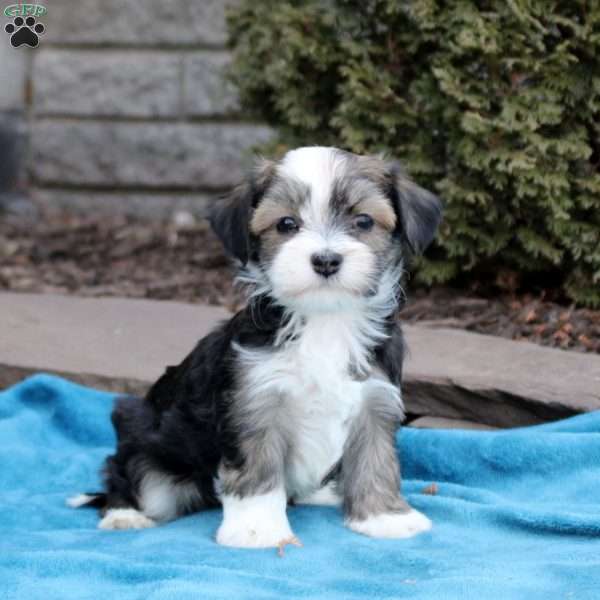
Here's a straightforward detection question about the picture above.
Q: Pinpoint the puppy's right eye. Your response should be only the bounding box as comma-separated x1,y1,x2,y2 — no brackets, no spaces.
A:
276,216,299,234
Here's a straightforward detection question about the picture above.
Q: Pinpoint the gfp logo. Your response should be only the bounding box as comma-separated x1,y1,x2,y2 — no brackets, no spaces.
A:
4,4,46,17
3,4,46,47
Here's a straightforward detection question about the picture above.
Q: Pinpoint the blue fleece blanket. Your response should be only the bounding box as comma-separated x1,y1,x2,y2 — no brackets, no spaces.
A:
2,375,600,599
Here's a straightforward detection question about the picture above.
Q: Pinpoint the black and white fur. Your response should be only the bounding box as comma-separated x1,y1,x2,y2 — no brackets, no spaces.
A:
69,146,442,549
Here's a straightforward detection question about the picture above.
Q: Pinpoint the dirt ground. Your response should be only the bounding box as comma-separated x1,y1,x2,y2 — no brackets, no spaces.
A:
1,214,598,354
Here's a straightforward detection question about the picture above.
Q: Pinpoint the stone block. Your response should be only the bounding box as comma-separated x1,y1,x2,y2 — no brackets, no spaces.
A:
42,0,238,47
31,120,273,188
402,325,600,427
0,112,27,192
0,38,27,110
184,51,239,116
0,293,229,387
33,50,181,117
34,189,214,220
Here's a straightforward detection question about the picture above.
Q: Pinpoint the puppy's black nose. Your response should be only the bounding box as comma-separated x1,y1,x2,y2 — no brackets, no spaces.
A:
311,251,343,278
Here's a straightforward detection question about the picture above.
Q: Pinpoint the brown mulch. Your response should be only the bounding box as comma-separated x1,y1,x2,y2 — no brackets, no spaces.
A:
1,214,599,354
402,288,599,353
0,214,238,308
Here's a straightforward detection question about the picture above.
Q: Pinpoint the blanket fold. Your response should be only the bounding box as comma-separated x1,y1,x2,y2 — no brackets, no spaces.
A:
1,374,600,599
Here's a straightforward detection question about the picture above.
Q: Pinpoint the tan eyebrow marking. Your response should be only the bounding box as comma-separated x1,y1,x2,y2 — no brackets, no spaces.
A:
250,198,294,235
352,196,397,231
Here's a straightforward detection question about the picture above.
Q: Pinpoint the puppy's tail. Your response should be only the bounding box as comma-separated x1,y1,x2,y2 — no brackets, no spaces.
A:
66,492,107,509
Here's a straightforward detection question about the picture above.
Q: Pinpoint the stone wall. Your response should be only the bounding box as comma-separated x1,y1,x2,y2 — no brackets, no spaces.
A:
0,0,271,220
0,33,28,217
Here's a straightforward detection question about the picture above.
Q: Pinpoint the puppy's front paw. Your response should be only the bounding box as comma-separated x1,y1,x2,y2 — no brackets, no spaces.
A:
216,489,298,549
216,519,297,549
347,509,431,539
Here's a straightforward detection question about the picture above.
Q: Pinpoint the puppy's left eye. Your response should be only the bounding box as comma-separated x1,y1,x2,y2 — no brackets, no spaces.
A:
353,214,374,231
276,216,299,234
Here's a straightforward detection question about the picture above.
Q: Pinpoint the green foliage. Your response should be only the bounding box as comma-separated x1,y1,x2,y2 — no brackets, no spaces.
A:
227,0,600,306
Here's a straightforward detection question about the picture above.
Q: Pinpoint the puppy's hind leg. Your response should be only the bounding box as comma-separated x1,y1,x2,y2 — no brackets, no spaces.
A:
67,489,157,530
137,469,205,523
96,454,157,531
90,397,163,530
99,462,206,529
99,507,157,530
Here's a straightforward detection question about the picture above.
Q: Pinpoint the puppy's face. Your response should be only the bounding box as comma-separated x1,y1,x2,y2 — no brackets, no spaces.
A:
211,147,442,312
249,150,398,310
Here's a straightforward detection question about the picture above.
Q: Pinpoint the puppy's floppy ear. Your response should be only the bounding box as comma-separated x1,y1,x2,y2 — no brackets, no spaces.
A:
387,162,442,254
209,159,275,264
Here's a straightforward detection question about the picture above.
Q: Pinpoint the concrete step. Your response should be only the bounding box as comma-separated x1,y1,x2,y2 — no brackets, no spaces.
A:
1,292,599,427
402,324,600,427
407,416,497,431
0,292,228,395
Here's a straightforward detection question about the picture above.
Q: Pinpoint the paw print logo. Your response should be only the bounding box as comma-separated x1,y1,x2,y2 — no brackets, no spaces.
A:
5,15,45,48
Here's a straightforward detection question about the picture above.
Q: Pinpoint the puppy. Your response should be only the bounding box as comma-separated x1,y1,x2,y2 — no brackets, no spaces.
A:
68,146,442,550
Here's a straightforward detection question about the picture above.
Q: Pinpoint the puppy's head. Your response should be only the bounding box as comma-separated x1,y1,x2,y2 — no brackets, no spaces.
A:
210,147,442,312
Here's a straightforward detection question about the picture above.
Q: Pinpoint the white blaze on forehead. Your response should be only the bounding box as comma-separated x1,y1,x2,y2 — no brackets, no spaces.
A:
279,146,348,224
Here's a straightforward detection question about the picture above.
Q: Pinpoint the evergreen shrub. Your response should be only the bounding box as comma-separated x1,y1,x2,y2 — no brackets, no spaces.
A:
227,1,600,305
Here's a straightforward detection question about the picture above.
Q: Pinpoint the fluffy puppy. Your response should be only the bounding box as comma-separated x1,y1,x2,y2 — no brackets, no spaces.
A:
68,146,442,550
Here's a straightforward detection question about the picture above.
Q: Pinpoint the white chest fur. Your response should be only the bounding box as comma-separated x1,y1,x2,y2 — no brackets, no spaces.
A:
236,311,385,500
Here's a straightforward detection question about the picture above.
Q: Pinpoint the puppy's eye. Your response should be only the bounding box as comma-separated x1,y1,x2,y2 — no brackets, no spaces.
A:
353,214,374,231
276,216,299,234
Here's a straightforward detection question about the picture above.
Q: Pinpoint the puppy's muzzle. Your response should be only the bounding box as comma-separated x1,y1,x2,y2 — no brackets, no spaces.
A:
311,251,343,278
